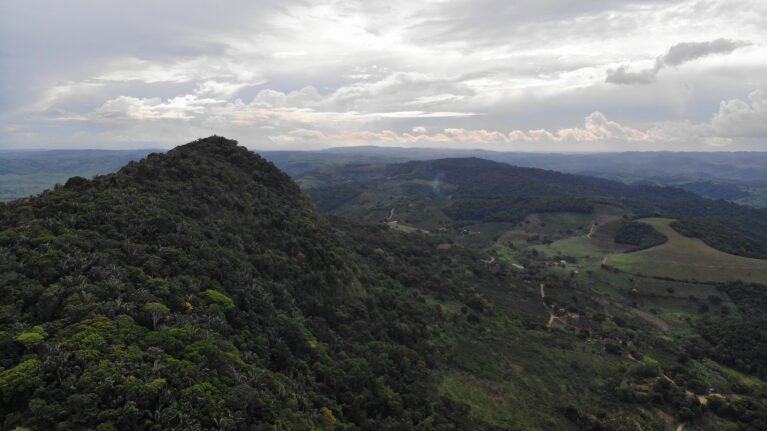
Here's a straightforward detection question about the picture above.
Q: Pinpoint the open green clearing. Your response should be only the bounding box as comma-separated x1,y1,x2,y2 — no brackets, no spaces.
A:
534,234,632,261
499,212,594,244
608,218,767,284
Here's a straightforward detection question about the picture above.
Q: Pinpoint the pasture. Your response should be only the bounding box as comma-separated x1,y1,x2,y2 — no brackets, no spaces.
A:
608,218,767,284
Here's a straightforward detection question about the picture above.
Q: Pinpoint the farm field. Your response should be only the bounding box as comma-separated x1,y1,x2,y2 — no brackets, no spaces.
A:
533,234,631,261
608,218,767,284
500,211,598,244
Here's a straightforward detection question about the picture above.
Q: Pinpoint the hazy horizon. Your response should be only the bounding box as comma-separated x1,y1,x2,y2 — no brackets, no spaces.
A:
2,143,767,155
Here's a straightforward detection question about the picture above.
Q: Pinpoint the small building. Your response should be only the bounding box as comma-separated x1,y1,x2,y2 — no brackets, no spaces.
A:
630,384,652,393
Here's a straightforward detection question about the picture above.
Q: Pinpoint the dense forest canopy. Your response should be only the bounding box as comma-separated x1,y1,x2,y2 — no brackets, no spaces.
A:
0,137,458,429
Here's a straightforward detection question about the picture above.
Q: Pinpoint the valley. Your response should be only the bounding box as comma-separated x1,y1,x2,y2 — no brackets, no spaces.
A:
296,153,767,430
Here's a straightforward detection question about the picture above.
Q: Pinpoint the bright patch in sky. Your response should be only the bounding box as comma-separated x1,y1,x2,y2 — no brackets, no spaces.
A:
1,0,766,151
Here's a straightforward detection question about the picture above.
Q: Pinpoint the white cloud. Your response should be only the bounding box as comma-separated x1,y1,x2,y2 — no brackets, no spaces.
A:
522,112,651,142
267,94,767,151
194,80,262,98
711,89,767,138
95,95,222,120
269,128,507,147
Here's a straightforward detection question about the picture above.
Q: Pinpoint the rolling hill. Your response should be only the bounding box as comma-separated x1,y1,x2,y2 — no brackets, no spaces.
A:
299,157,767,259
1,137,766,430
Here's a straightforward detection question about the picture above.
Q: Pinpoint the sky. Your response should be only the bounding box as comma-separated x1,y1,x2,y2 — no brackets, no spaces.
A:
1,0,766,152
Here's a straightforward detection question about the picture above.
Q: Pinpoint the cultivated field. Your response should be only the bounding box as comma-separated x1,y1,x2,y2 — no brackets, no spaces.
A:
608,218,767,284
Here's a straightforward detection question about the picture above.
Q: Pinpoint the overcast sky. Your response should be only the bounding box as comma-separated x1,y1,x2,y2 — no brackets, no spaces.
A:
1,0,766,151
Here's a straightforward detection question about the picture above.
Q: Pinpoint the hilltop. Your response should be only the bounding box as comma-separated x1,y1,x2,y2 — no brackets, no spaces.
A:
0,137,447,429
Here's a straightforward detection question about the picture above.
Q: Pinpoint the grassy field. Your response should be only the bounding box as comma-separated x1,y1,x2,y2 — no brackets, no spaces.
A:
532,224,633,262
499,212,594,244
608,218,767,284
385,221,430,234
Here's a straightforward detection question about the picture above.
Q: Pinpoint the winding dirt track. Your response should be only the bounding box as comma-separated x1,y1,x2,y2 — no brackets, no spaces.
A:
539,283,558,327
387,207,396,221
587,222,598,239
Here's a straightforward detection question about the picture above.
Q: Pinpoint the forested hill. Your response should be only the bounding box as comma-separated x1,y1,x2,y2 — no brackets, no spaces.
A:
0,137,463,429
302,157,767,258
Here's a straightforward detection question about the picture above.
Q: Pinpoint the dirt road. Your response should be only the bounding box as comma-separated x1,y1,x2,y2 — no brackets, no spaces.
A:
587,222,598,239
539,283,558,327
387,207,396,221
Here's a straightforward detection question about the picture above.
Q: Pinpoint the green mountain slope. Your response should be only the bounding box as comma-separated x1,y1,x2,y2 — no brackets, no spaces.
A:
0,137,456,429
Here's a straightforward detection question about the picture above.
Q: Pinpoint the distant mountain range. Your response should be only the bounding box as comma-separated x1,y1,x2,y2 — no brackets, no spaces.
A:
7,146,765,205
265,147,767,207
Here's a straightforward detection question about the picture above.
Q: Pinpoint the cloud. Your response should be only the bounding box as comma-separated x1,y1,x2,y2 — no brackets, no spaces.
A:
402,0,675,50
3,0,767,151
267,93,767,151
227,107,479,127
505,111,650,143
194,80,262,98
604,66,658,85
606,38,749,85
95,95,222,120
193,72,475,115
88,92,480,127
661,38,749,67
711,89,767,138
269,128,510,147
268,111,650,148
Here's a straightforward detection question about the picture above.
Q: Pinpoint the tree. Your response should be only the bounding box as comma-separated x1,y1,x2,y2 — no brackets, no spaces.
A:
142,302,170,330
14,326,47,348
0,359,44,402
204,289,235,311
320,406,337,430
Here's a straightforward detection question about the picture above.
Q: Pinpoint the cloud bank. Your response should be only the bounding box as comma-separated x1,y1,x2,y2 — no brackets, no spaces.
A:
1,0,766,151
269,91,767,151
